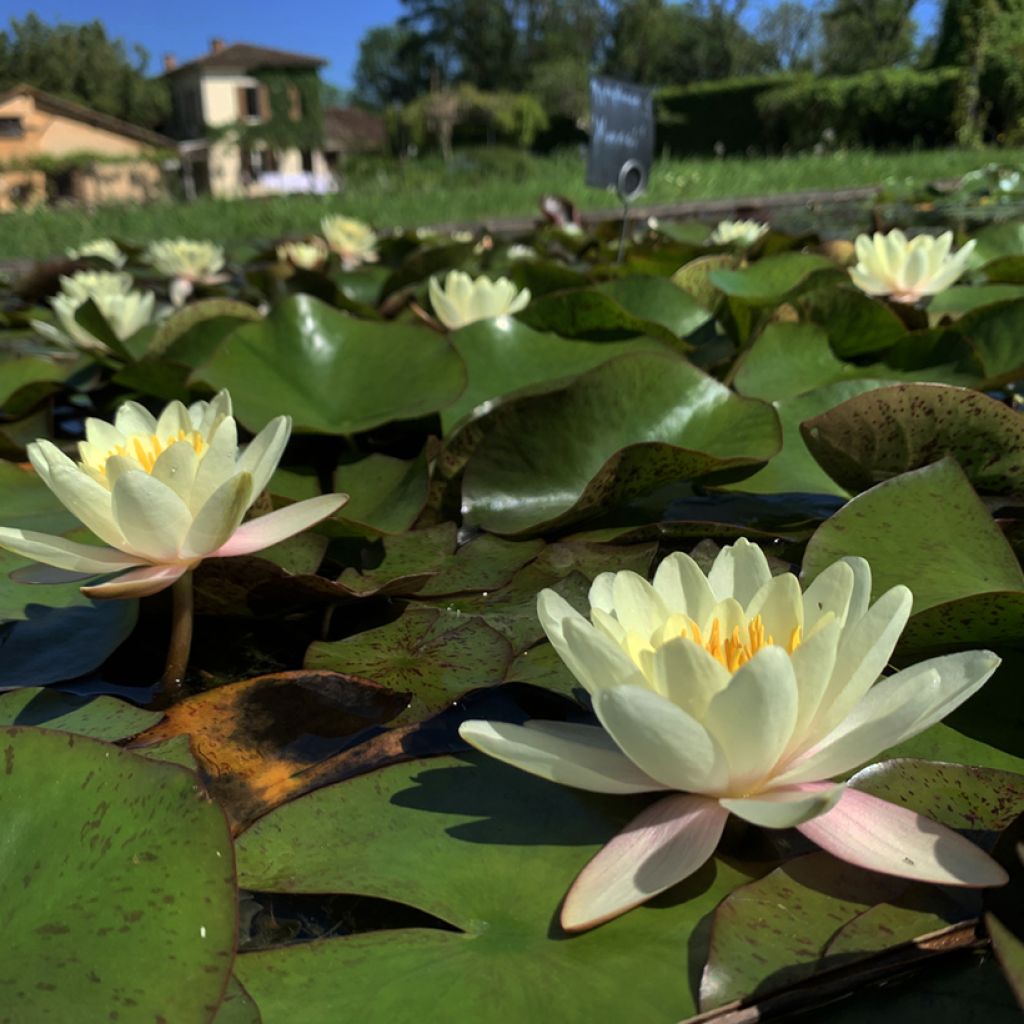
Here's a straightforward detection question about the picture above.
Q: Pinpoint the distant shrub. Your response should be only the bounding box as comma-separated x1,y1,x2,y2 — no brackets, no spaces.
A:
756,68,962,150
656,75,805,156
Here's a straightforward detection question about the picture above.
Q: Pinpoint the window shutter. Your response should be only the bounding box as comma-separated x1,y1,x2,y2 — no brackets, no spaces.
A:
236,86,248,120
288,84,302,121
259,84,271,121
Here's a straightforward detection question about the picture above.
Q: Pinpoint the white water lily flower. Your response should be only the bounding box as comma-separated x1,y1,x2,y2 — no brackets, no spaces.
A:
34,271,154,355
0,391,347,600
66,238,127,268
320,215,379,270
709,219,769,247
146,238,229,306
276,237,329,271
428,270,531,329
461,539,1007,932
849,229,976,303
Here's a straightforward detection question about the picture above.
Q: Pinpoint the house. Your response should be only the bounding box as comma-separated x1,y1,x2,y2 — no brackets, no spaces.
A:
0,84,172,213
162,39,333,198
322,106,388,164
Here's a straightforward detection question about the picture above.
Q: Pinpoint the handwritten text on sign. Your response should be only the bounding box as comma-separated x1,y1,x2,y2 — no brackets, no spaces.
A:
586,77,654,193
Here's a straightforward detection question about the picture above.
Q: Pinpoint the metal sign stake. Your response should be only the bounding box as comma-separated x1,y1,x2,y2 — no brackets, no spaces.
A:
616,158,646,263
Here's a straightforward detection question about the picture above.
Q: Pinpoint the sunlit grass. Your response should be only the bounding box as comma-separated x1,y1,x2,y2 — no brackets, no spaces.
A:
3,145,1022,260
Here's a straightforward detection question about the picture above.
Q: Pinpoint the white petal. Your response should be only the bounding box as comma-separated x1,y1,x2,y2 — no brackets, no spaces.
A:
707,538,771,606
746,572,803,648
81,417,124,452
114,400,157,436
150,441,200,505
652,551,716,623
111,472,193,561
703,646,798,788
561,794,728,932
806,584,912,742
0,528,144,573
797,788,1008,888
593,685,728,792
237,415,291,497
786,615,841,753
588,572,617,615
780,650,1001,785
642,636,730,718
720,782,845,829
182,472,253,558
458,719,667,794
800,559,854,631
611,572,670,639
42,462,126,549
155,400,192,438
190,416,239,513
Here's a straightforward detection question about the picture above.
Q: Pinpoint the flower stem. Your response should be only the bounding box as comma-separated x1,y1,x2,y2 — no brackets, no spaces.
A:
160,570,194,702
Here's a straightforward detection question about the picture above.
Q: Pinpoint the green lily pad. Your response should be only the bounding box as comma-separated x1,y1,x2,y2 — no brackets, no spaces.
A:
800,383,1024,495
234,754,760,1024
801,458,1024,612
442,317,664,433
799,285,908,357
0,727,236,1021
848,759,1024,831
334,449,430,534
146,298,263,361
191,294,466,434
928,285,1024,318
900,592,1024,652
722,379,895,497
956,299,1024,387
460,350,781,535
383,241,474,297
515,288,680,346
593,275,712,337
305,608,513,724
671,253,738,309
0,688,160,739
709,253,842,306
972,221,1024,268
0,356,69,419
701,852,937,1010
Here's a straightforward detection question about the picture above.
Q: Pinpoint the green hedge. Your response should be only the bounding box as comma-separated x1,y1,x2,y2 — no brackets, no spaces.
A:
656,75,804,156
755,68,963,150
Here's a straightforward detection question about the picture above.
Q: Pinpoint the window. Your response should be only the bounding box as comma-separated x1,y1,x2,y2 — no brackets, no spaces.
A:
287,84,302,121
300,148,313,172
242,87,260,119
0,117,24,138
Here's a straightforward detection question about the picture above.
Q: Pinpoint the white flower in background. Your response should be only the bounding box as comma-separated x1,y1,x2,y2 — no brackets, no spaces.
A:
849,229,976,303
276,237,329,271
506,244,537,261
320,215,379,270
428,270,531,330
66,238,127,268
146,238,229,306
709,219,769,247
461,539,1006,932
0,391,347,600
451,230,475,244
33,271,154,355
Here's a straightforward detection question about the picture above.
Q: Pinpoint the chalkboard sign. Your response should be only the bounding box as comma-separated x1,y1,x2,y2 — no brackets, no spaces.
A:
586,76,654,200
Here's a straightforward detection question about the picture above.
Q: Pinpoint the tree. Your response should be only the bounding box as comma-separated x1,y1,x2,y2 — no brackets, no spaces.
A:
756,1,823,71
352,25,433,108
818,0,918,74
0,14,168,129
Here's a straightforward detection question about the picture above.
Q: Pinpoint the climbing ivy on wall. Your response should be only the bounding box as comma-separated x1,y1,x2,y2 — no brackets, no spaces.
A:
208,68,323,150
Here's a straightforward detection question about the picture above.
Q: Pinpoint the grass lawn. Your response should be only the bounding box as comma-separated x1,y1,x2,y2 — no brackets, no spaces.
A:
2,145,1020,261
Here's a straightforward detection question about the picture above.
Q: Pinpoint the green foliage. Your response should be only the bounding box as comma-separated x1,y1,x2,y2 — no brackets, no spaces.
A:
221,68,323,151
657,75,805,155
0,12,169,129
353,25,432,108
756,67,962,149
819,0,918,74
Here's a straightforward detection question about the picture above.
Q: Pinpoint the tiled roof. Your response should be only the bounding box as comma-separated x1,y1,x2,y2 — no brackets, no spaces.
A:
167,43,326,75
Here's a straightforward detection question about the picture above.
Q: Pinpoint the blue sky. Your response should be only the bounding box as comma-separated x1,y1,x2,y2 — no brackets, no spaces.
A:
6,1,942,89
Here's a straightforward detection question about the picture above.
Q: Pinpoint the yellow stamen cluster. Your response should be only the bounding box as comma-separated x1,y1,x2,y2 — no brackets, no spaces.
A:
686,615,802,672
97,429,208,475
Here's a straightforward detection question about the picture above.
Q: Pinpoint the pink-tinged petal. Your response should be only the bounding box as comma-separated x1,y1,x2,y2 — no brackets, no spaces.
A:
720,782,845,829
81,563,186,600
797,787,1009,888
209,493,348,558
561,793,728,932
